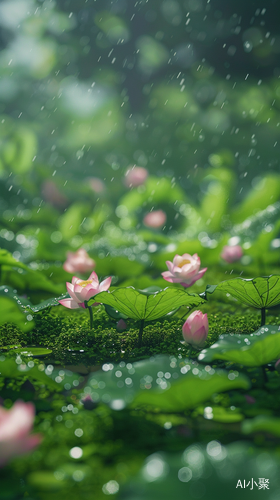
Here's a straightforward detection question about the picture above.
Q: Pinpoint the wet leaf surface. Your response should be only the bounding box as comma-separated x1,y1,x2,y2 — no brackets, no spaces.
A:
198,325,280,366
82,355,250,412
88,287,204,321
206,275,280,309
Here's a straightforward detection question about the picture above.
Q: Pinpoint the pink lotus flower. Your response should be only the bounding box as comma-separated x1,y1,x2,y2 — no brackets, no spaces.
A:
221,245,243,263
59,271,111,309
182,310,209,348
162,253,207,288
63,248,95,274
0,401,42,467
124,166,148,188
143,210,166,228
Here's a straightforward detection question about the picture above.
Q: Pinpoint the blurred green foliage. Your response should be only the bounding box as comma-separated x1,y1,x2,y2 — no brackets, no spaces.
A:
1,1,280,499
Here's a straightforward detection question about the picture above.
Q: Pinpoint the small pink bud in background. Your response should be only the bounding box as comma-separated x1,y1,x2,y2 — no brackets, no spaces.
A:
63,248,95,274
41,180,68,208
162,253,207,288
124,166,148,188
221,245,243,263
88,177,105,193
0,401,42,467
182,310,209,348
81,394,97,410
244,395,256,404
143,210,166,228
116,319,127,332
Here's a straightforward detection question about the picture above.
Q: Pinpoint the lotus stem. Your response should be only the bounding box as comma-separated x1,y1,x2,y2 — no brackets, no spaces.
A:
261,308,266,326
88,306,93,330
262,365,268,385
138,319,145,347
84,301,94,330
188,345,194,359
180,306,194,320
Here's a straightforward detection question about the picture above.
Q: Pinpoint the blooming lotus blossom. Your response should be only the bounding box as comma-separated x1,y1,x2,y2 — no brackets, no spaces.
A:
182,310,209,348
63,248,96,274
143,210,166,228
0,401,42,467
162,253,207,287
221,245,243,263
59,271,111,309
124,166,148,187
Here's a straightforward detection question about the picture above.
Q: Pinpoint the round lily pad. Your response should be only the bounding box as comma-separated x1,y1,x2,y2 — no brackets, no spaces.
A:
13,347,53,357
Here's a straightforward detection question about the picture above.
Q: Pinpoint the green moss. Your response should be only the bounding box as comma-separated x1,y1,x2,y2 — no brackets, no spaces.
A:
0,303,279,366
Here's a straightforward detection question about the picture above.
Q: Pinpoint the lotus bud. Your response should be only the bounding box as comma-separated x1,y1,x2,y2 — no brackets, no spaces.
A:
124,166,148,187
143,210,166,228
182,310,209,348
63,248,96,274
221,245,243,263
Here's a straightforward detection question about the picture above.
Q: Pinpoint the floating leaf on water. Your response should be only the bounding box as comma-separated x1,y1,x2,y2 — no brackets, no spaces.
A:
13,347,53,357
198,325,280,366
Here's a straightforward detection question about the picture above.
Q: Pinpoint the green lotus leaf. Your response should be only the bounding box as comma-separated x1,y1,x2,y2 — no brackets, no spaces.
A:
29,293,70,312
198,325,280,366
0,295,34,332
0,356,59,390
206,275,280,309
0,248,28,270
242,416,280,437
83,355,250,412
196,405,244,423
13,347,52,357
119,442,280,500
88,287,204,321
0,285,69,312
132,367,249,413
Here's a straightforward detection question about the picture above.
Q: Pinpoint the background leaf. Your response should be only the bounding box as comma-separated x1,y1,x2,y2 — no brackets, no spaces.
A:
82,355,250,412
242,416,280,437
0,356,59,390
119,442,280,500
0,295,34,332
0,248,28,270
